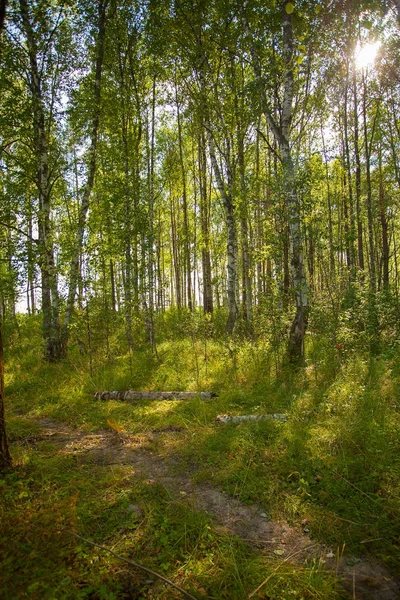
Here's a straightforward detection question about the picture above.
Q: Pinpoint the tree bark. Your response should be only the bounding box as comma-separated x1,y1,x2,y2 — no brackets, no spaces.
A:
321,125,335,276
176,81,193,311
378,147,389,290
244,5,309,361
362,73,378,293
95,390,216,401
394,0,400,28
198,131,213,314
0,0,7,35
353,64,365,272
216,413,287,424
144,75,156,349
342,66,356,279
207,127,238,334
20,0,62,360
61,0,108,350
0,311,12,470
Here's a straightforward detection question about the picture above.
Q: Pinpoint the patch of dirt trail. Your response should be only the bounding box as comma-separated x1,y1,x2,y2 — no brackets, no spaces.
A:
32,420,400,600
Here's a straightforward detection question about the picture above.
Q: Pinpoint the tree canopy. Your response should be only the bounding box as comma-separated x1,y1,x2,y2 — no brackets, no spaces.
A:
0,0,399,362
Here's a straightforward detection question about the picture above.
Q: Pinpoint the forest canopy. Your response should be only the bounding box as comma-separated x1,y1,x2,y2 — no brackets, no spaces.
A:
0,0,400,360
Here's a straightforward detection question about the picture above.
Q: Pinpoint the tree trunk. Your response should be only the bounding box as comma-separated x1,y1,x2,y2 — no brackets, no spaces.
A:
61,0,108,351
176,82,193,311
394,0,400,27
170,191,182,308
144,75,156,349
281,143,309,363
342,69,356,279
20,0,62,360
378,148,389,291
0,311,12,471
353,65,365,273
238,132,253,324
206,127,238,334
245,6,308,361
362,73,378,293
198,131,213,314
321,125,335,276
0,0,7,35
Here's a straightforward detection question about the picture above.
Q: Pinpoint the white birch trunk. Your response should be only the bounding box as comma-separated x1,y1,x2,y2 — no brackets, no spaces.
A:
206,125,238,334
61,0,108,349
20,0,62,360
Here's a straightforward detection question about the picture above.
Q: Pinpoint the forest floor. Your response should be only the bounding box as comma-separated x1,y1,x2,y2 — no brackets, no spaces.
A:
27,417,399,600
2,319,400,598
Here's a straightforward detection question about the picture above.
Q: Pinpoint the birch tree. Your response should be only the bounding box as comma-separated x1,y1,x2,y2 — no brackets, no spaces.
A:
61,0,109,351
19,0,64,360
243,1,309,362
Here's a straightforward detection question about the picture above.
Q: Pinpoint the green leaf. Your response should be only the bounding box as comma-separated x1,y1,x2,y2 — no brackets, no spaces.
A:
362,20,373,30
315,4,322,14
285,2,294,14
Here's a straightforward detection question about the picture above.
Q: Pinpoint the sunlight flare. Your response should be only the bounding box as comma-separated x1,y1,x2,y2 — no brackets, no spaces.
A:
355,41,381,69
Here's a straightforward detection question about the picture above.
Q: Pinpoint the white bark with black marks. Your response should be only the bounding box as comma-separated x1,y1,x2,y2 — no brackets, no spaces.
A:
20,0,62,360
243,4,309,362
95,391,217,401
62,0,109,349
206,124,239,334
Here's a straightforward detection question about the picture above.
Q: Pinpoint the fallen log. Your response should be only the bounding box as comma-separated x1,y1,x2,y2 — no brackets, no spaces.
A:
94,390,217,401
216,413,287,424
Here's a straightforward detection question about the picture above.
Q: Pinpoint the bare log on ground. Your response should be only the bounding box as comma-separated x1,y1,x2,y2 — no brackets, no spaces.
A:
94,390,217,401
216,414,287,424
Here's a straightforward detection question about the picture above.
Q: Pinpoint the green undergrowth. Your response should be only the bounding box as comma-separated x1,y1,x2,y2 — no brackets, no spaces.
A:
1,443,338,599
2,315,400,597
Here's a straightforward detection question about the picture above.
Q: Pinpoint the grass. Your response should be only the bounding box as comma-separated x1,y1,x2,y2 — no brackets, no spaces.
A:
1,313,400,598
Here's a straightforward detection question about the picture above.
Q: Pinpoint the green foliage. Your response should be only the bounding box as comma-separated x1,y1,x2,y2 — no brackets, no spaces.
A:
2,315,400,598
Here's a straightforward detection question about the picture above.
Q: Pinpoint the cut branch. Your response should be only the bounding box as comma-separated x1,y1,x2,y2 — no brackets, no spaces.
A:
94,391,217,401
216,414,287,424
65,531,198,600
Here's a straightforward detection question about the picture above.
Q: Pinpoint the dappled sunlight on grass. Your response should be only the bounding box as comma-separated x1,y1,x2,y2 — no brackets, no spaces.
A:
2,318,400,596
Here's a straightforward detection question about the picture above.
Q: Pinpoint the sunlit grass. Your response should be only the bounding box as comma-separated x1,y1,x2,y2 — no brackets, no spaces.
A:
2,315,400,596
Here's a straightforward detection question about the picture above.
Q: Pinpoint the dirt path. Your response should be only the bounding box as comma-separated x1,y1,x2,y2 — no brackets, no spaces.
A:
32,420,399,600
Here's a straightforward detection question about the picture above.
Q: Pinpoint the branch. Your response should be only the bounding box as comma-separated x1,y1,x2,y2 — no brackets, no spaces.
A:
39,8,64,79
239,1,282,144
0,221,39,244
216,413,287,423
248,544,317,599
255,128,282,163
65,531,198,600
94,390,216,401
0,139,20,156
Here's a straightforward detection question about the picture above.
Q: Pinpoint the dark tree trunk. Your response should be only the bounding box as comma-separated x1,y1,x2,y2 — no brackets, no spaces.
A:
207,127,238,334
353,66,365,272
379,148,389,291
342,69,356,279
198,131,213,314
0,0,7,34
0,312,12,471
